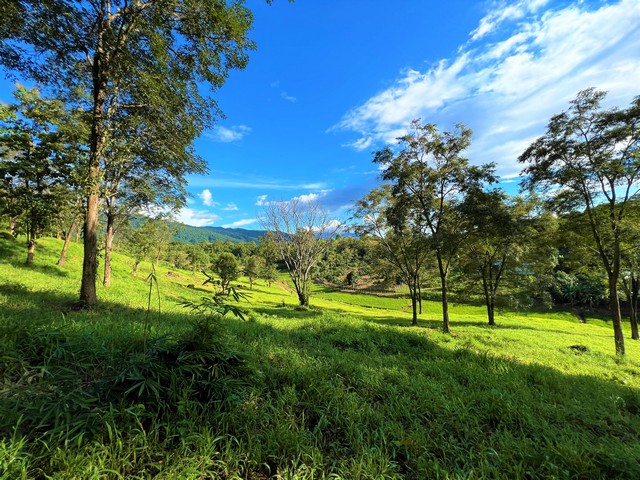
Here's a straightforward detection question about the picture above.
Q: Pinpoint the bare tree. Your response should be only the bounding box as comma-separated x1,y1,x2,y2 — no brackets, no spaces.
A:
260,199,340,306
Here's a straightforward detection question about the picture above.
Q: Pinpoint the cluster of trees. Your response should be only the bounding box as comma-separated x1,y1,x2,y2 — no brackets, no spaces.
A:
0,0,257,306
351,89,639,355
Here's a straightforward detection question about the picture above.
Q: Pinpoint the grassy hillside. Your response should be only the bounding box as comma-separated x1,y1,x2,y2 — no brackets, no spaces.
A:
1,236,639,479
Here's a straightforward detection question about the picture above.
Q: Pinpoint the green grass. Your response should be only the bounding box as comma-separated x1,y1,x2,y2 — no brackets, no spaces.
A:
1,236,640,479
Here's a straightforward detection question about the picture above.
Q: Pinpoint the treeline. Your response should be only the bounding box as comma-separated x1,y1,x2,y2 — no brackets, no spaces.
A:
349,89,640,356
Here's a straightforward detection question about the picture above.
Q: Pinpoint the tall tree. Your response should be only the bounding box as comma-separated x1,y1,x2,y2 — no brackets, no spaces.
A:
520,88,640,355
260,198,340,306
353,185,430,325
0,0,255,305
375,120,496,332
0,87,73,264
459,193,557,325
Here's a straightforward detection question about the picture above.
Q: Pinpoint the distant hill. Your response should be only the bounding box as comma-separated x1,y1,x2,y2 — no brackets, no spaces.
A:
172,223,265,244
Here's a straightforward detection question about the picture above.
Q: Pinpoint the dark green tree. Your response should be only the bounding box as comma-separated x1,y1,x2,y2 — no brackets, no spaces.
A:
0,87,74,264
210,252,240,294
458,193,557,325
520,89,640,355
0,0,255,305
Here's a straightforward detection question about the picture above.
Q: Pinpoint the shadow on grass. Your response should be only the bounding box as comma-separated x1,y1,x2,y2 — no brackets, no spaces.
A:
2,282,640,478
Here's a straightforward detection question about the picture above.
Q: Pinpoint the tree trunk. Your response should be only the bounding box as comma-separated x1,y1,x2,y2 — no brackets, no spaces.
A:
411,293,418,325
26,224,36,265
417,280,423,315
487,299,495,326
57,220,78,267
631,276,639,340
132,260,140,277
81,189,100,305
103,209,115,287
9,216,15,236
481,271,495,326
609,277,626,355
80,33,107,307
437,253,450,333
297,289,309,306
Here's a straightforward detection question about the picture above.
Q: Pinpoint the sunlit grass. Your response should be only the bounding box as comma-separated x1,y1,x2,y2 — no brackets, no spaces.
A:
1,235,639,479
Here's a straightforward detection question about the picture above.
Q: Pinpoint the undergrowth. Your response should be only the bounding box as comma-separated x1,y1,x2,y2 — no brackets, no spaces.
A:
1,236,640,479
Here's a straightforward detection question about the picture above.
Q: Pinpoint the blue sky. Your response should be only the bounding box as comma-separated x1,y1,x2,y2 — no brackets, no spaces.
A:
2,0,639,229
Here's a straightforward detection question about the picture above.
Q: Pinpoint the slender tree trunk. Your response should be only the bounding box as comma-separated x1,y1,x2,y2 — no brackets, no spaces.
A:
437,253,450,333
103,208,115,287
9,216,15,236
482,273,496,326
26,224,36,265
609,276,626,355
132,260,140,277
57,220,78,267
631,276,639,340
411,293,418,325
417,278,423,315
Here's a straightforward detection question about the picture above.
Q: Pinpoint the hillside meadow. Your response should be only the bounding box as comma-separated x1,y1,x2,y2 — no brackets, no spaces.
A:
1,236,640,479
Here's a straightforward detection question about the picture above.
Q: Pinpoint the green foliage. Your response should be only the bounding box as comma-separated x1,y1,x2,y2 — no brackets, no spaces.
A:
549,270,607,307
208,252,240,294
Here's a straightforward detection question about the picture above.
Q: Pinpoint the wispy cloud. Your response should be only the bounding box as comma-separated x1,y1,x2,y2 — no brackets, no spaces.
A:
198,189,218,207
334,0,640,177
470,0,551,41
205,125,251,143
271,79,297,103
187,175,327,191
255,194,269,206
222,218,258,228
281,91,297,103
174,208,221,227
222,202,239,211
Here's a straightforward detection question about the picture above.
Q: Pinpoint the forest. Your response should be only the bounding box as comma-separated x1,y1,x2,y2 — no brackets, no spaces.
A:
1,1,640,479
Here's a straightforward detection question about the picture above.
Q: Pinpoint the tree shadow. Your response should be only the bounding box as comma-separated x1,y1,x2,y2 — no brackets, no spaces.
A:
2,283,640,478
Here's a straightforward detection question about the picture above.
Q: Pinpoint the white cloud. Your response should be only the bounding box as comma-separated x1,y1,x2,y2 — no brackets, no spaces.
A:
222,218,258,228
198,189,217,207
470,0,551,41
222,202,239,211
187,176,327,191
255,194,269,206
292,190,330,203
174,208,221,227
205,125,251,143
281,91,297,103
335,0,640,177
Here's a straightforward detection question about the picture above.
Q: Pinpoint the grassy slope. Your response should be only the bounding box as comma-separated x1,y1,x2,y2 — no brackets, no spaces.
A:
1,236,639,479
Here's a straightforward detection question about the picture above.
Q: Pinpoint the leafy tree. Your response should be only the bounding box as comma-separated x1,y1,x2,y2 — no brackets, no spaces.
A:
259,262,279,288
123,217,174,277
353,185,430,324
375,120,496,332
187,243,211,274
520,89,640,355
0,0,256,305
244,255,263,290
210,252,240,294
458,193,557,325
0,87,74,264
260,199,340,306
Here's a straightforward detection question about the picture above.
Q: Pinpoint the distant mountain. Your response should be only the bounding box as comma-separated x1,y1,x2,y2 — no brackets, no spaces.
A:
172,223,265,244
